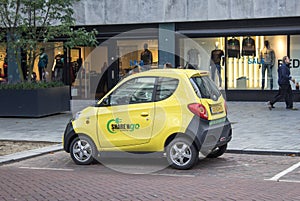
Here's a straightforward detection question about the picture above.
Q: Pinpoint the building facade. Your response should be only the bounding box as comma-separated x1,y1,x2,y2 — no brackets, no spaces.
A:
9,0,298,101
73,0,300,100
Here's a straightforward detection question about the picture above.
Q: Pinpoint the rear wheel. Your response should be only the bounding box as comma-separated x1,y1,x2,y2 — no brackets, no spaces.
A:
70,135,97,165
166,137,199,170
206,144,227,158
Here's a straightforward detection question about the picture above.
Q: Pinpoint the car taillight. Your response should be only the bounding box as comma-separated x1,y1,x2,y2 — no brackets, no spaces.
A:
188,103,208,120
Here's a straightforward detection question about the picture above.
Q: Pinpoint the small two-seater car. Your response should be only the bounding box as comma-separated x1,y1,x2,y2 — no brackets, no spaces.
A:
63,69,232,170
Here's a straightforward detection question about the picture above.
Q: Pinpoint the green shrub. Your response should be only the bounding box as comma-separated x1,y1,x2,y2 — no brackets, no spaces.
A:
0,81,65,90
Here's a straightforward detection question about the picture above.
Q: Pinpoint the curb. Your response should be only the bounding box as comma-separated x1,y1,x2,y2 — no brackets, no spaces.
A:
0,144,63,165
227,149,300,156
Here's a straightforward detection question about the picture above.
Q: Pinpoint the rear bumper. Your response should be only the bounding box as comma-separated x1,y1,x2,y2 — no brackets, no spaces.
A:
185,116,232,151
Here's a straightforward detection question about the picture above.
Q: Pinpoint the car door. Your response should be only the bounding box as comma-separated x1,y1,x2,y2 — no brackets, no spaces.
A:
97,77,156,148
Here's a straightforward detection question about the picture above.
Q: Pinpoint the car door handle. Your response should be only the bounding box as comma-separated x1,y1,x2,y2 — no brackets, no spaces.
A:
141,112,149,117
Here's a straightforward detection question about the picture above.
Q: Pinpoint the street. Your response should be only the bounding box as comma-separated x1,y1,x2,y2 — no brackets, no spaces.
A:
1,152,300,200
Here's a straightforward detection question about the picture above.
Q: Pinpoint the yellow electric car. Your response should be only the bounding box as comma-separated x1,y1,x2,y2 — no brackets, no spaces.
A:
63,69,232,170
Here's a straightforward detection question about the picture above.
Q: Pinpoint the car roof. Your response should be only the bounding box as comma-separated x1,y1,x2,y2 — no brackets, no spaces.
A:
129,68,209,79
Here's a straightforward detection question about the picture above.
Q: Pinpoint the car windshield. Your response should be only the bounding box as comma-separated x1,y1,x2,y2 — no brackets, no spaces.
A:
190,76,221,100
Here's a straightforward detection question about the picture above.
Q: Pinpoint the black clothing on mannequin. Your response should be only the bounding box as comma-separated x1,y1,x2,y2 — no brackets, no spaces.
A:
211,49,224,65
210,48,224,87
54,54,64,81
141,49,152,65
242,36,256,56
141,43,153,66
227,37,240,58
141,43,153,71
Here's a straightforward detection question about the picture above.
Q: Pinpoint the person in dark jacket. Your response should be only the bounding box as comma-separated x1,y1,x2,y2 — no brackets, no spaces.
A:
268,56,296,110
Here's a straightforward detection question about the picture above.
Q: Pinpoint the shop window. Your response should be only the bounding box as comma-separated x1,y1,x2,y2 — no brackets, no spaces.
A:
179,35,288,90
226,35,287,90
290,35,300,88
117,40,158,78
179,37,226,88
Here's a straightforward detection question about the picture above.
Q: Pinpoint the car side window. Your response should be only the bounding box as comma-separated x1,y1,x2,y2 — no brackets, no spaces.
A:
155,78,179,101
109,77,156,106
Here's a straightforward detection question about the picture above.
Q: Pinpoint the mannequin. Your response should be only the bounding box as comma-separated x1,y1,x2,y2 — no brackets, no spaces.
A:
242,36,256,56
210,42,224,87
260,40,275,90
52,52,64,81
187,48,200,68
227,37,240,58
38,48,48,81
140,43,153,71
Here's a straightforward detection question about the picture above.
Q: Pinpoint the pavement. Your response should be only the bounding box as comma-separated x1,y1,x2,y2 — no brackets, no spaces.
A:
0,100,300,164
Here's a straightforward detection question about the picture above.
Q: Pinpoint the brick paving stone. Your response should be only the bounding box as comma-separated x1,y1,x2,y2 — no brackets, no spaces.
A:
1,166,300,201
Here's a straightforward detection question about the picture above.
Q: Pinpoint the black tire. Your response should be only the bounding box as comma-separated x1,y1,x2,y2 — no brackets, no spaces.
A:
166,137,199,170
206,144,227,158
70,135,98,165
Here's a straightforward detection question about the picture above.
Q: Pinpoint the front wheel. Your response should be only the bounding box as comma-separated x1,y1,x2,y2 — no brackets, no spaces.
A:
206,144,227,158
70,135,97,165
166,137,199,170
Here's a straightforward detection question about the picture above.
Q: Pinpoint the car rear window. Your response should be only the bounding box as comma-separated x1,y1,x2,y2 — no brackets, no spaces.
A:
190,76,221,100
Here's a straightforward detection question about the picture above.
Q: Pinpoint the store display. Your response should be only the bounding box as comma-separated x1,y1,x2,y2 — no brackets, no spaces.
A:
187,48,200,67
227,37,240,58
210,43,224,87
260,40,276,90
242,36,256,56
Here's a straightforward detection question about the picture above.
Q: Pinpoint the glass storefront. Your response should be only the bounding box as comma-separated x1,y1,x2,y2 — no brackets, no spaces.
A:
290,35,300,87
117,39,158,77
179,35,290,90
70,39,158,99
2,32,299,99
0,42,65,82
179,37,225,88
227,35,287,90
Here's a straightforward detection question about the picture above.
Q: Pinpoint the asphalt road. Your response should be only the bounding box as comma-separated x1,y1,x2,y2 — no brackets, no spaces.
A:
1,152,300,200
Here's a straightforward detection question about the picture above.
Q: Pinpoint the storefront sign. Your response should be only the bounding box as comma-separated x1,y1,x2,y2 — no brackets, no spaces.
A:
278,59,300,68
247,58,300,68
248,58,264,65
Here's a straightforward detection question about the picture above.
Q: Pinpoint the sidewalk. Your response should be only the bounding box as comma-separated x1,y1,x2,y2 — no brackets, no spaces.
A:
0,100,299,164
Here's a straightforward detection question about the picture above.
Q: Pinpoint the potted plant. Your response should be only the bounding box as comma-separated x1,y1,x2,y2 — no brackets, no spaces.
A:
0,0,97,117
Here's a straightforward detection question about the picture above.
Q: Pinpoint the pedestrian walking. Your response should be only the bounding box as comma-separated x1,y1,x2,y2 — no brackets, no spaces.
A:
267,56,297,110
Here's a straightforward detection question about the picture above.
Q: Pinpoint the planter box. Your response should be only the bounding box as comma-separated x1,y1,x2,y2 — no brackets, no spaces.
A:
0,86,70,117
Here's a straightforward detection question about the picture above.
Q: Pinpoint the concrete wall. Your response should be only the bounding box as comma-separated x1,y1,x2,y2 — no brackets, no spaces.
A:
73,0,300,25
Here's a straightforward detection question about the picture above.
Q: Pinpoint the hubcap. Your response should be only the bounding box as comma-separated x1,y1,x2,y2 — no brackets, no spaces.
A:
72,139,92,162
170,142,192,166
